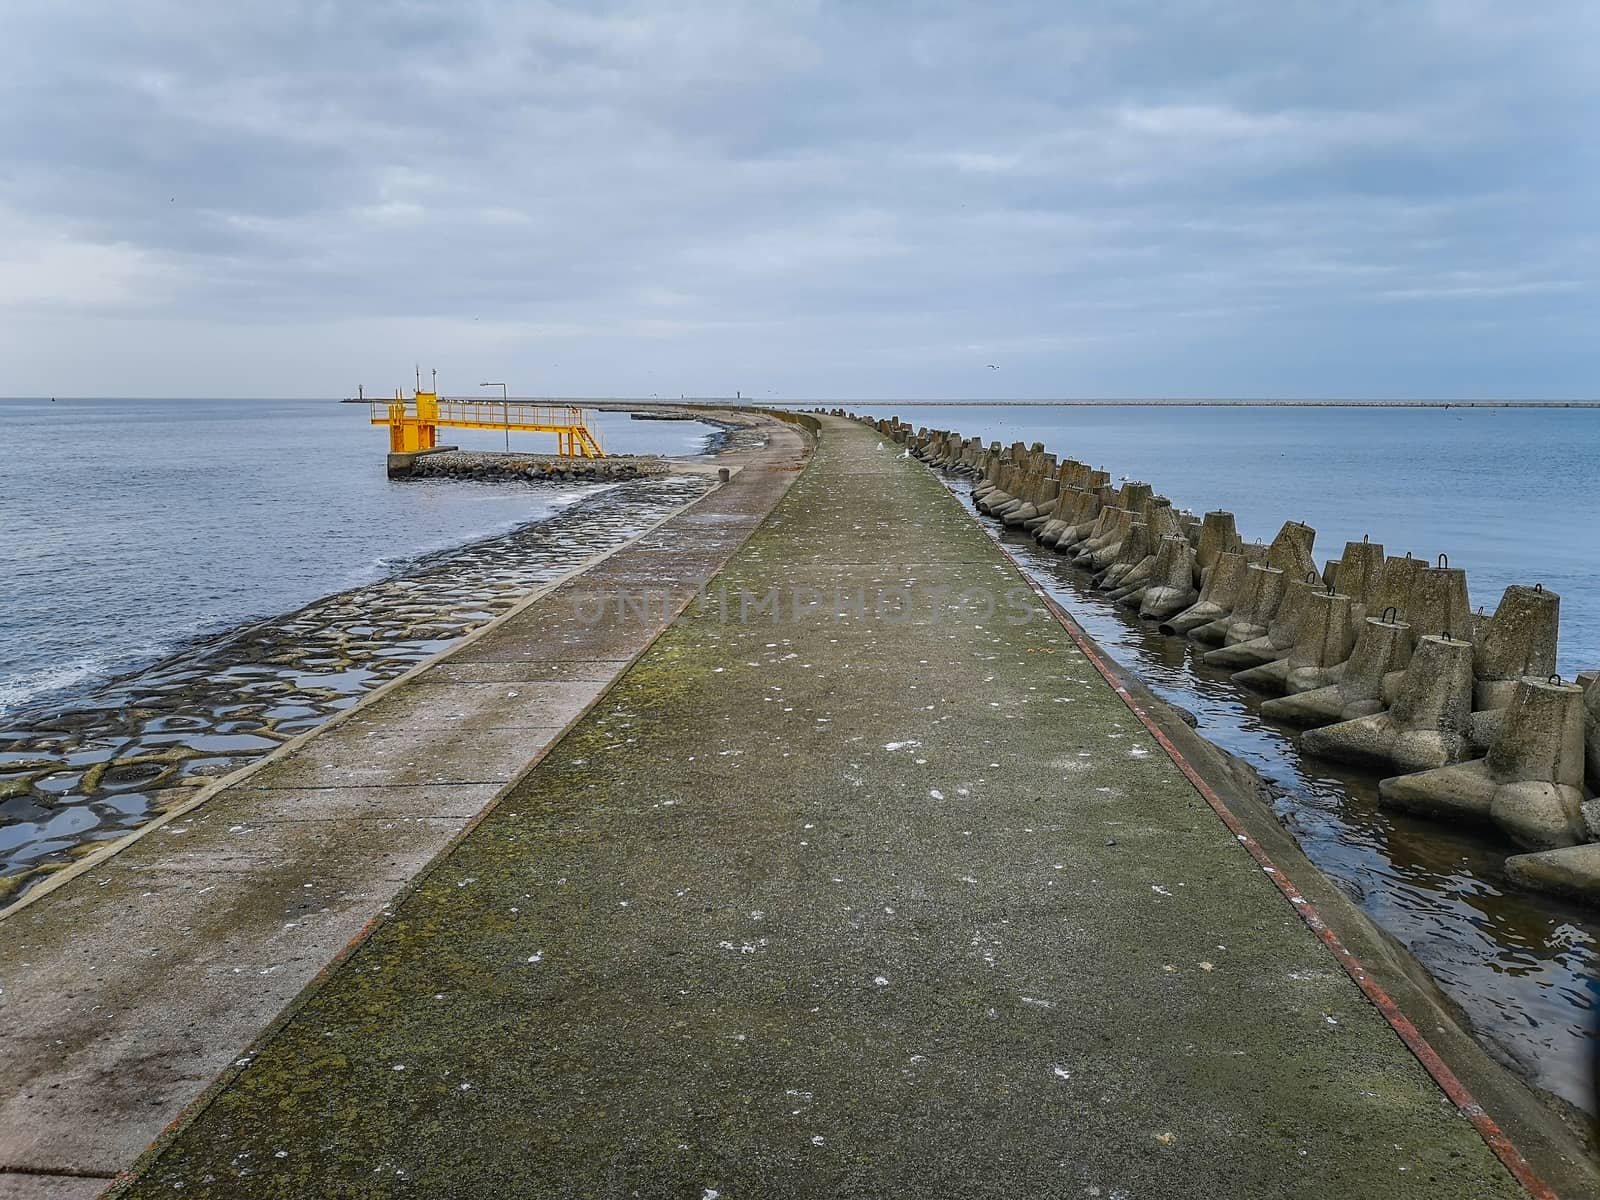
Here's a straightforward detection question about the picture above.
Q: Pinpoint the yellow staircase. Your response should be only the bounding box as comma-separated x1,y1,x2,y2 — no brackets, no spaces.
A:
369,389,604,458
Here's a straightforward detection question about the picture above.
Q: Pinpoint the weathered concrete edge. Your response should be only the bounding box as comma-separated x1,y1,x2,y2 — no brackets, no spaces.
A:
0,463,756,922
94,414,817,1198
992,542,1595,1198
386,444,460,478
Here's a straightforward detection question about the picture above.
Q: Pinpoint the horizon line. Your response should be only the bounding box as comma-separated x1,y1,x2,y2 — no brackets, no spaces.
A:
4,395,1600,407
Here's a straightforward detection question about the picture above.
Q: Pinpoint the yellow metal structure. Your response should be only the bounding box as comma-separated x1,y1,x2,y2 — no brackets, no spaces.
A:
369,390,604,458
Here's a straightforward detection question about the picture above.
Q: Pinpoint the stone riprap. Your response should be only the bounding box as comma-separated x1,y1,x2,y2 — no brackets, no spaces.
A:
884,413,1600,906
89,415,1548,1199
404,448,669,482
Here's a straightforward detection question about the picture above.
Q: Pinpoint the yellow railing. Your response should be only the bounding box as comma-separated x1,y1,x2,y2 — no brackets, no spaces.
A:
369,396,604,458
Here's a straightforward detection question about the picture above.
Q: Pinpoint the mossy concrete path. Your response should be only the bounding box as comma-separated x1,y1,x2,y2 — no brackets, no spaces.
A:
106,417,1522,1198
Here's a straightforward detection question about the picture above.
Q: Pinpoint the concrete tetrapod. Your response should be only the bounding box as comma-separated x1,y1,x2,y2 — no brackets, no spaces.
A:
1144,498,1181,542
994,464,1038,516
1115,480,1154,515
1473,584,1560,711
1300,634,1476,774
1018,478,1063,530
1379,676,1589,851
1036,488,1092,548
958,437,984,473
1254,544,1382,694
1265,520,1318,581
974,455,1021,509
1052,485,1118,552
1076,507,1136,570
1135,536,1201,620
1204,575,1319,671
1231,589,1356,696
1106,533,1166,604
1369,554,1423,621
1584,670,1600,796
1095,520,1151,591
994,471,1044,521
1007,458,1059,518
989,467,1039,519
1066,505,1123,562
1083,506,1146,572
1504,842,1600,905
1194,511,1238,581
1333,539,1386,626
1108,500,1180,590
1408,562,1473,641
1190,563,1285,647
1260,615,1411,728
1007,475,1059,527
1377,562,1472,708
971,459,1005,507
1160,549,1249,636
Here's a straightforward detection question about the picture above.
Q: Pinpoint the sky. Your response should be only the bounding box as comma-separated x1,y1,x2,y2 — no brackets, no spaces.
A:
2,1,1597,400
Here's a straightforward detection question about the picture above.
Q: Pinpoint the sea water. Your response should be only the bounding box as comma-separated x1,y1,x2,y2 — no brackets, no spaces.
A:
0,398,717,717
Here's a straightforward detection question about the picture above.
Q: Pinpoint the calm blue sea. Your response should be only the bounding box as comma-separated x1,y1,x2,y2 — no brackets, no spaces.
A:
823,404,1600,673
0,399,716,718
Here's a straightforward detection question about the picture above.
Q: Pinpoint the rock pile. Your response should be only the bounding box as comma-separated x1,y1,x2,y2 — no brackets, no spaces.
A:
407,450,669,483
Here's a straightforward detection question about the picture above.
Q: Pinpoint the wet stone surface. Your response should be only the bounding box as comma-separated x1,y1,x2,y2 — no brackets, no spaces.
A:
0,473,715,903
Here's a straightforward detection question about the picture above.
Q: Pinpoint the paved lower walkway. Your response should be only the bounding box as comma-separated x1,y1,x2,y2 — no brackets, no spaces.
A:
47,417,1530,1197
0,417,810,1199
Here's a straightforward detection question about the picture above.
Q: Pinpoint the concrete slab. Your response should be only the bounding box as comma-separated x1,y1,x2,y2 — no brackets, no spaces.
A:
340,679,606,734
200,784,501,823
0,1176,109,1200
243,726,555,789
0,864,405,1175
102,810,467,881
423,661,634,684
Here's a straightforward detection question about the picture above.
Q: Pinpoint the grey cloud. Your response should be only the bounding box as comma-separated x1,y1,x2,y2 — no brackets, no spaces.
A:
0,0,1596,397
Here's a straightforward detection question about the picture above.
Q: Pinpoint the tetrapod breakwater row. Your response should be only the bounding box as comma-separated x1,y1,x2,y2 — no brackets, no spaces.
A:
825,410,1600,908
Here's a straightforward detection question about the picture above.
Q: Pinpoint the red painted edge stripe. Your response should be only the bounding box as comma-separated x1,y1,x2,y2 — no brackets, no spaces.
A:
995,539,1560,1200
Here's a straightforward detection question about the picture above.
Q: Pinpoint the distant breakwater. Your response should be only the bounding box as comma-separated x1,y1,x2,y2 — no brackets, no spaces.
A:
773,399,1600,408
837,410,1600,910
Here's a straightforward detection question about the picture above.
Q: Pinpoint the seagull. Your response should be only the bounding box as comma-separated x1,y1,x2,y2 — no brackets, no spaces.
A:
986,364,999,369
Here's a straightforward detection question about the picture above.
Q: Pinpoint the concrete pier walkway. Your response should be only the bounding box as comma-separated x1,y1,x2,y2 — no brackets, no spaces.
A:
9,417,1544,1197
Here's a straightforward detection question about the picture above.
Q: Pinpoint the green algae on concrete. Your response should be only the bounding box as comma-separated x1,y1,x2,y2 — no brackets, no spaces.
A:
112,417,1522,1199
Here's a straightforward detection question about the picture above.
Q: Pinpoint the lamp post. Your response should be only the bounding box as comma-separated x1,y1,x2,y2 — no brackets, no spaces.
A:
480,382,509,450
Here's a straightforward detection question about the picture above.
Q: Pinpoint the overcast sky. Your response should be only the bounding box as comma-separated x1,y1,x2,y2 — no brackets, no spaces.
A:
2,1,1596,399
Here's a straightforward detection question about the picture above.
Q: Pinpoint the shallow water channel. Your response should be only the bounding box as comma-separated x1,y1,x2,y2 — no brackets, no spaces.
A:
944,477,1600,1120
